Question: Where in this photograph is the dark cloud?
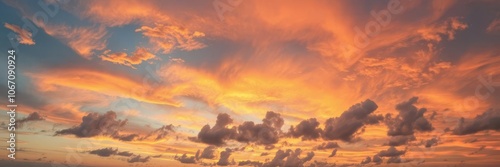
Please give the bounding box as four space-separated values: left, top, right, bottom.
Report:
386 97 434 136
386 135 415 146
217 148 233 166
127 155 150 163
329 149 338 158
372 155 382 164
425 137 439 148
88 148 135 158
452 109 500 135
88 148 118 157
117 151 134 157
361 156 371 164
288 118 322 140
323 99 379 141
238 160 263 166
175 154 197 164
236 111 284 145
139 124 175 141
114 134 139 141
197 113 237 146
314 142 340 150
200 146 217 159
263 149 314 167
18 112 45 125
55 111 129 140
377 146 406 157
260 152 270 156
386 156 402 163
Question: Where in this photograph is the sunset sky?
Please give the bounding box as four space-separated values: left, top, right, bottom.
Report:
1 0 500 166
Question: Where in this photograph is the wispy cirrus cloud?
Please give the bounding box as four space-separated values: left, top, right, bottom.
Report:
42 24 108 59
135 24 206 54
101 47 156 69
4 22 35 45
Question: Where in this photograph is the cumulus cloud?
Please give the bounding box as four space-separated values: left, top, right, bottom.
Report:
200 146 217 159
18 112 45 125
425 137 439 148
88 147 135 158
314 142 340 150
196 113 237 146
262 149 314 167
236 111 285 145
175 154 197 164
101 47 156 69
377 146 406 157
452 109 500 135
135 24 206 54
386 156 402 163
88 148 118 157
323 99 379 141
288 118 322 140
386 97 434 136
372 155 382 164
217 148 233 166
238 160 263 166
194 112 286 146
361 156 371 164
127 155 150 163
386 135 416 146
5 23 35 45
55 111 128 140
329 149 338 158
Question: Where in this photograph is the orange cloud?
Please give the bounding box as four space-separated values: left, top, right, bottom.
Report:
4 23 35 45
417 17 467 42
28 69 180 107
43 24 108 59
101 48 156 68
135 24 206 54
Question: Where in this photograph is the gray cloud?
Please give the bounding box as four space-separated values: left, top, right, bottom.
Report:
386 135 415 146
329 149 338 158
452 109 500 135
55 111 128 140
200 146 217 159
117 151 134 157
127 155 150 163
386 156 402 163
372 155 382 164
314 142 340 150
88 147 136 159
196 113 237 146
288 118 322 140
238 160 263 166
175 154 197 164
425 137 439 148
323 99 379 141
236 111 284 145
217 148 233 166
377 146 406 157
139 124 175 141
386 97 434 136
263 149 314 167
361 156 371 164
18 112 45 126
88 148 118 157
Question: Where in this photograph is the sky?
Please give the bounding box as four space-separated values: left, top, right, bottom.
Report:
0 0 499 166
